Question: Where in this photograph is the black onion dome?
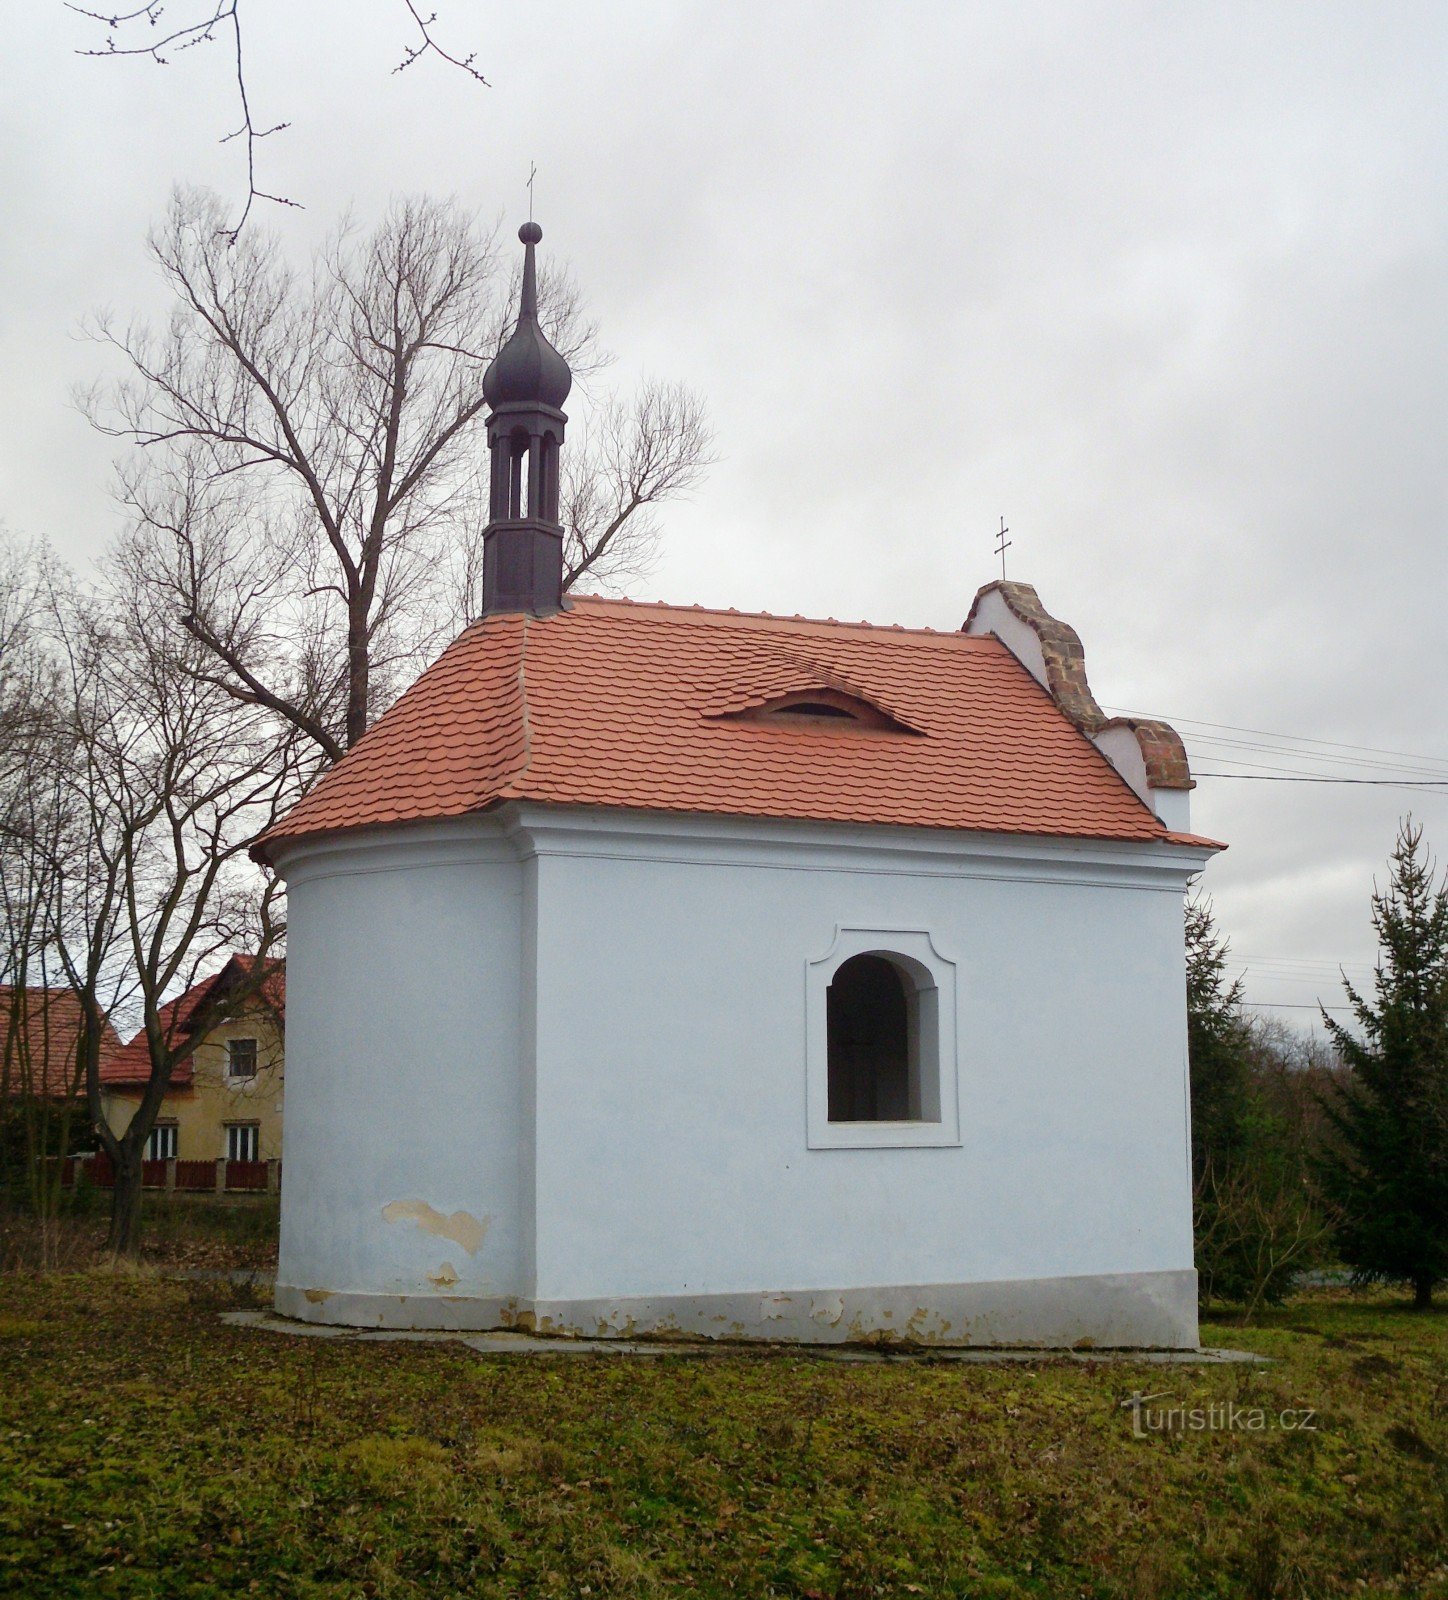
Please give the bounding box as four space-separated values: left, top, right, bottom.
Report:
482 223 573 410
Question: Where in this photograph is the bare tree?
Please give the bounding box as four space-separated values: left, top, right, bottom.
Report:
0 537 58 810
0 540 95 1259
67 1 488 238
85 187 713 765
37 552 302 1255
560 381 714 593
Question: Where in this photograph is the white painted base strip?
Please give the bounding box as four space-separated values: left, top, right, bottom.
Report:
274 1268 1199 1349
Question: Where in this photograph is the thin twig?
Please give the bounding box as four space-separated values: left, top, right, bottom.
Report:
68 1 298 240
70 1 489 241
394 1 490 84
67 0 231 59
215 3 297 242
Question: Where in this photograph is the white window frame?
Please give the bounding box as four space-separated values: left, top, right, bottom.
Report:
805 926 961 1149
226 1037 259 1081
146 1123 178 1162
226 1123 259 1162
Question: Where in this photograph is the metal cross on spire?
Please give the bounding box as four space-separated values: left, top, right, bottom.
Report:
994 516 1012 580
526 162 537 222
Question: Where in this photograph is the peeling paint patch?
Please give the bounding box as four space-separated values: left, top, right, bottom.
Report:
811 1294 845 1325
303 1288 333 1305
380 1200 489 1255
428 1262 460 1288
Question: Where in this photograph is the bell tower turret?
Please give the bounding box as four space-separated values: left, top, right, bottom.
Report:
480 221 573 614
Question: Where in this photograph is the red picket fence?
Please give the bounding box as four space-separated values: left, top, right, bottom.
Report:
57 1154 276 1194
225 1159 269 1193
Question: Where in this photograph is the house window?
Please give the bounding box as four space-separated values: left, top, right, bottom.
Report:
226 1123 259 1162
806 928 961 1149
146 1123 178 1161
227 1038 258 1080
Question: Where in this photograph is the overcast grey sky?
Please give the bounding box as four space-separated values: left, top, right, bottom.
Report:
3 1 1446 1022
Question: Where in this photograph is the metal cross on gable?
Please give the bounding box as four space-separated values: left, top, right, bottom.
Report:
994 516 1012 581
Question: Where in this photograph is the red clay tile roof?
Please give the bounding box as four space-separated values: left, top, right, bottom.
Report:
102 955 285 1088
1 987 122 1098
258 597 1199 858
103 992 192 1089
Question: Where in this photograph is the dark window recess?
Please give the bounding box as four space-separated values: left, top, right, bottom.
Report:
826 954 912 1121
146 1124 178 1161
227 1038 258 1079
226 1124 259 1162
771 702 857 719
727 688 916 731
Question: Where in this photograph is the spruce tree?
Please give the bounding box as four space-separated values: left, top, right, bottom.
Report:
1186 895 1251 1179
1321 820 1448 1309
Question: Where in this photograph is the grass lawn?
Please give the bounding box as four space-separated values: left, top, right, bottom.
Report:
0 1274 1444 1600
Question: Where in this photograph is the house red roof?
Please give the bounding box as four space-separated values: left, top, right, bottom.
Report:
101 954 285 1088
258 597 1209 860
1 987 122 1098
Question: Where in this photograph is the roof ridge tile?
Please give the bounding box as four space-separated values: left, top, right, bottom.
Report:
567 593 976 641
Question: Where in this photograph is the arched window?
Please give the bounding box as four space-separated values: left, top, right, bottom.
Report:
807 929 960 1148
827 954 913 1120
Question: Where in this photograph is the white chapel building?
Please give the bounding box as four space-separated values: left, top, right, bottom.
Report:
256 223 1221 1347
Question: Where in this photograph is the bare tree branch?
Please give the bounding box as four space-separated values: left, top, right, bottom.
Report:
67 2 488 239
394 1 489 84
562 380 716 592
214 3 297 243
87 190 712 767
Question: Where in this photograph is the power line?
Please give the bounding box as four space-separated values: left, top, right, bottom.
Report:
1234 955 1374 971
1239 976 1362 988
1101 706 1448 769
1189 749 1448 779
1239 960 1371 980
1245 1001 1353 1012
1195 772 1448 787
1183 734 1448 780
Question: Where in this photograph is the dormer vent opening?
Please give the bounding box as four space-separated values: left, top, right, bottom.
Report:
772 701 858 720
706 686 924 734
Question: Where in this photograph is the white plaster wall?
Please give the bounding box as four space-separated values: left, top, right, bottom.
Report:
1151 787 1193 833
275 808 1209 1328
526 814 1202 1303
1091 724 1152 806
275 827 528 1304
963 588 1047 685
1091 725 1194 833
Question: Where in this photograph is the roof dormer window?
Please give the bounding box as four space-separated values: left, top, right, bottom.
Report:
714 687 920 733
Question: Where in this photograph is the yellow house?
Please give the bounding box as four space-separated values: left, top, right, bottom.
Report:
101 955 285 1169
